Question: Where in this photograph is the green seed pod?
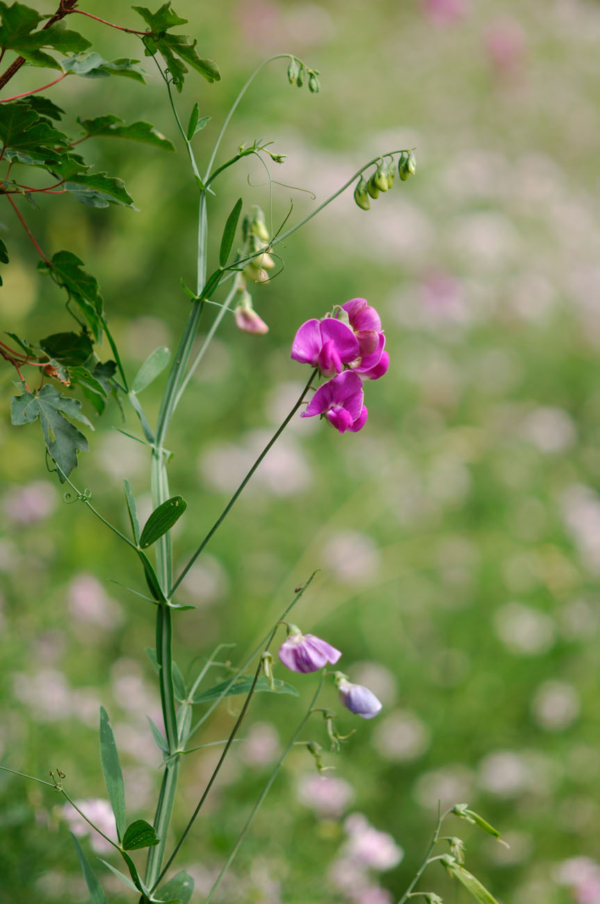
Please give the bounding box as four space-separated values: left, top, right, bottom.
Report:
297 65 305 88
354 177 371 210
287 58 299 85
374 165 389 192
367 174 380 199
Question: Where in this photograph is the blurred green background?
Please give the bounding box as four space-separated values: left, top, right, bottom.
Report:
1 0 599 902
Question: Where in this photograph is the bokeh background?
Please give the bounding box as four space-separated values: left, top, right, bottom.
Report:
1 0 600 901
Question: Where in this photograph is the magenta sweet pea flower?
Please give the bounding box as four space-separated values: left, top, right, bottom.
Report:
301 371 368 434
342 298 384 359
279 625 342 673
335 674 383 719
291 318 359 378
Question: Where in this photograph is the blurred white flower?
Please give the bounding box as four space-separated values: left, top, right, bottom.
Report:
177 553 229 606
68 574 122 629
3 480 57 525
478 750 530 798
62 798 116 853
13 668 72 721
562 485 600 573
531 680 580 732
98 432 147 481
560 598 599 640
414 765 474 809
521 407 576 453
373 710 430 762
240 722 280 767
494 602 555 655
297 773 355 818
322 532 381 585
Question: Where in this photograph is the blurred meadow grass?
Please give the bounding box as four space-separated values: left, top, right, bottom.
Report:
1 0 600 901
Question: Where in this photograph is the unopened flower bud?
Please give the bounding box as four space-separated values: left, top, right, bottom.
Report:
296 65 306 88
308 71 320 93
373 165 389 192
367 174 380 199
398 150 417 181
354 177 371 210
447 837 466 864
385 162 395 189
288 57 299 85
251 206 270 242
334 672 382 719
261 651 276 689
407 150 417 175
235 304 269 335
278 628 342 674
244 264 269 284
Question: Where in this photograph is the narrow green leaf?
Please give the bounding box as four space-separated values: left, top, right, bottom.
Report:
199 267 223 300
156 870 195 904
172 662 186 702
132 345 171 394
147 715 169 753
99 706 126 841
219 198 243 267
0 236 8 264
193 675 299 705
137 551 166 602
186 102 199 141
139 496 187 549
442 858 501 904
124 479 140 545
146 647 159 673
98 859 139 893
122 819 159 851
128 392 156 444
71 833 108 904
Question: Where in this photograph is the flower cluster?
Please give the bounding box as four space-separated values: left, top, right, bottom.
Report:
292 298 389 434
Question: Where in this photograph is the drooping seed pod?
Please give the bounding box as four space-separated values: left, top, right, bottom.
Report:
367 174 380 199
354 176 371 210
373 165 389 192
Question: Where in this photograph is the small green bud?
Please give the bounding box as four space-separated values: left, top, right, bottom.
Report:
398 150 417 181
385 162 395 189
447 837 466 864
251 206 270 242
367 174 380 199
407 150 417 175
287 57 299 85
308 71 320 93
373 165 389 192
296 65 305 88
354 176 371 210
261 651 275 689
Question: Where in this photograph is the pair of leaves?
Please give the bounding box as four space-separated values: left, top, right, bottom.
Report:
132 4 220 90
10 382 91 480
0 2 90 70
186 103 210 141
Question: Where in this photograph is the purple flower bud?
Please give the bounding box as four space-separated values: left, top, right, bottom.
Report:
337 677 383 719
279 629 342 674
235 304 269 335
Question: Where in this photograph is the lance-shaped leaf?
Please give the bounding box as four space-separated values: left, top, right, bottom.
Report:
77 114 174 151
71 833 108 904
99 859 139 894
10 383 91 479
132 345 171 394
147 715 169 753
193 675 299 705
122 819 159 851
124 479 141 545
156 871 195 904
139 496 187 549
0 4 90 70
99 706 126 842
39 331 93 366
0 237 8 265
61 51 146 82
220 198 243 267
441 856 501 904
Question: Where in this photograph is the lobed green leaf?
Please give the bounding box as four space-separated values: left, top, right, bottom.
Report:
77 114 174 151
39 331 93 366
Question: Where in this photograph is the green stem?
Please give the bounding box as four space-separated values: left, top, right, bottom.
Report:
61 789 122 853
397 808 451 904
203 674 325 903
170 368 317 597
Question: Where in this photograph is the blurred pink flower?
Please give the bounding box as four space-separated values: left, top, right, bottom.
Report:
3 480 56 525
68 574 122 629
62 799 116 853
241 722 281 767
343 814 404 871
485 18 526 78
423 0 467 26
297 773 355 818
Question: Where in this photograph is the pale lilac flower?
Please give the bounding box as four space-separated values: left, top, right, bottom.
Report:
343 813 404 870
3 481 57 525
336 675 382 719
235 304 269 335
291 317 359 377
62 799 117 853
301 371 367 434
485 18 526 78
279 625 341 673
297 773 355 817
423 0 467 26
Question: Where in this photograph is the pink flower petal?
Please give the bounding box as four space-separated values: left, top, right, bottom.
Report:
305 635 342 664
330 370 364 403
317 339 343 377
348 405 368 432
354 333 385 373
342 298 368 323
326 407 355 433
356 330 380 357
353 305 382 333
343 389 365 423
320 318 360 363
303 379 336 417
291 319 322 365
362 352 389 381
